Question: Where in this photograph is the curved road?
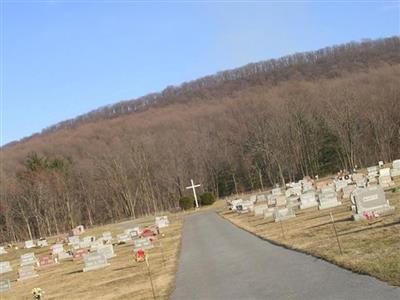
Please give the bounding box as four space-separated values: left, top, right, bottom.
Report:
172 211 399 300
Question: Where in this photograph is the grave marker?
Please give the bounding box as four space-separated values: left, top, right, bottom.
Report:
256 194 267 203
275 195 287 208
20 252 37 266
379 168 394 188
274 207 296 222
263 207 275 220
351 186 395 220
97 244 116 259
300 191 318 209
73 248 89 260
155 216 170 229
37 239 48 248
134 238 154 251
0 279 10 293
83 253 109 272
0 247 7 255
18 265 38 281
391 159 400 177
319 191 341 209
0 261 12 274
38 255 57 268
52 244 64 255
253 204 269 216
24 240 35 249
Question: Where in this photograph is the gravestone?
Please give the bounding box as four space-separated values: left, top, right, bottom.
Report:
117 233 131 244
20 252 37 266
90 240 104 251
37 239 48 248
287 195 300 209
321 186 335 194
274 207 296 222
72 225 85 236
391 159 400 177
79 239 92 249
263 207 275 220
249 195 257 203
133 237 154 251
97 244 116 259
300 191 318 209
267 194 276 206
102 232 113 243
379 168 394 188
351 186 395 220
68 235 80 245
17 265 38 281
253 204 269 216
256 194 267 203
73 248 89 259
0 279 10 293
272 188 282 196
83 253 109 272
124 228 139 238
0 261 12 274
302 181 314 193
319 191 341 209
52 244 64 255
334 179 348 192
352 173 367 188
58 251 73 260
367 166 379 183
0 246 7 255
155 216 170 228
24 240 35 249
275 195 287 208
236 200 253 213
316 180 333 191
229 199 243 211
38 255 57 268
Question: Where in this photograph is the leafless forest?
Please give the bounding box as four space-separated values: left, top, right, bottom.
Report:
1 37 399 242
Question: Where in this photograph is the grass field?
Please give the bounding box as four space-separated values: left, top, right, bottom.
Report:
1 213 186 300
219 180 400 286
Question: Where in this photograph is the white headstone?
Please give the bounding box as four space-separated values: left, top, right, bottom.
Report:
24 240 35 249
263 207 275 219
68 235 80 245
97 244 116 259
300 191 318 209
20 252 37 266
83 253 109 272
17 265 38 281
274 207 296 222
0 279 11 293
0 247 7 255
351 186 395 220
275 195 287 207
272 188 283 196
256 194 267 203
37 239 48 248
253 204 269 216
155 216 170 228
133 237 154 251
0 261 12 274
391 159 400 177
51 244 64 255
319 191 341 209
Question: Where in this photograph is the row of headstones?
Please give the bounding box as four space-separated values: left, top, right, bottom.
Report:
0 216 170 293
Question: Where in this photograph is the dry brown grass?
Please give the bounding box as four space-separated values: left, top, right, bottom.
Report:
0 213 187 300
219 180 400 286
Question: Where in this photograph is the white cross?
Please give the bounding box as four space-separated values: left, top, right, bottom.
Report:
186 179 201 208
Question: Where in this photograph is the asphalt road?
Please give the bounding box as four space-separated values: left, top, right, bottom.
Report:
172 211 400 300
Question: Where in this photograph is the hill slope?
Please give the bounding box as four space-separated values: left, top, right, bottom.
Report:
1 37 400 243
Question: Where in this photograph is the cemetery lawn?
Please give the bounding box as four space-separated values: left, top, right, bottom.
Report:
219 183 400 286
1 213 186 300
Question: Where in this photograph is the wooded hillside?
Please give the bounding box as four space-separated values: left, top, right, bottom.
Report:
1 37 399 242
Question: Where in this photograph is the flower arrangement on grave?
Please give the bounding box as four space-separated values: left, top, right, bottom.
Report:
32 287 44 299
136 249 146 262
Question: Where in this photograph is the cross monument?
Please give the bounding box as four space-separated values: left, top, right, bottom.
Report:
186 179 201 208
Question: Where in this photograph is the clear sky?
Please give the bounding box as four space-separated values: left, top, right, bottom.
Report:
1 1 399 145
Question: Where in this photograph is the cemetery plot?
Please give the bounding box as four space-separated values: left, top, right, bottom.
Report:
38 255 58 268
0 211 187 299
220 181 400 286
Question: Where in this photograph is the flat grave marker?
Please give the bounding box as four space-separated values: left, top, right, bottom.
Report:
155 216 170 229
117 233 131 244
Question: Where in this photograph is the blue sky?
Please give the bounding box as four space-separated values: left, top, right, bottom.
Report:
1 1 399 145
